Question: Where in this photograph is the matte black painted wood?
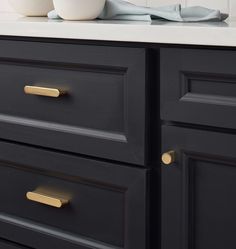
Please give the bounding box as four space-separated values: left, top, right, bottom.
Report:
161 48 236 129
162 125 236 249
0 239 30 249
0 140 148 249
0 39 147 165
5 37 236 249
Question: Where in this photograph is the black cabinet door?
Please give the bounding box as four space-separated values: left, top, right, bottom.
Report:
162 125 236 249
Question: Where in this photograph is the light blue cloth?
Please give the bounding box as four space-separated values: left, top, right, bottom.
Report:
48 0 228 22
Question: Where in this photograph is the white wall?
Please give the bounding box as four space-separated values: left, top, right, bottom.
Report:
0 0 235 17
0 0 13 12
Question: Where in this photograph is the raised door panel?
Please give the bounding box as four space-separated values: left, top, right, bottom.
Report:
162 125 236 249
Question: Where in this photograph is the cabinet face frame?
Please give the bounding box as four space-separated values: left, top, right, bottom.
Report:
162 125 236 249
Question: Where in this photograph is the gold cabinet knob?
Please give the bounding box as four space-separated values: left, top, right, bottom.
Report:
162 150 176 165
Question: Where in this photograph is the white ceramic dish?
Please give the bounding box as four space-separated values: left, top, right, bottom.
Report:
53 0 106 20
8 0 54 17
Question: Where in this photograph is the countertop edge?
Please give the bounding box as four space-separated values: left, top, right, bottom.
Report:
0 14 236 47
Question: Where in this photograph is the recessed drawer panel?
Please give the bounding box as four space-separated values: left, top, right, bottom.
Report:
0 39 147 165
161 48 236 129
0 141 147 249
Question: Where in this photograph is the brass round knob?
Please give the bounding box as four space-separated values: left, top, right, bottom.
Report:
162 151 175 165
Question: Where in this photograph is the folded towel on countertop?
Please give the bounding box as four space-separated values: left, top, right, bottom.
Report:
48 0 228 22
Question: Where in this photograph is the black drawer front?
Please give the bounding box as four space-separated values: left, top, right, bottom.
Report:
0 141 147 249
161 48 236 129
0 39 147 165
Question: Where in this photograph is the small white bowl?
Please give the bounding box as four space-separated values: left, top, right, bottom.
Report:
53 0 106 21
8 0 54 17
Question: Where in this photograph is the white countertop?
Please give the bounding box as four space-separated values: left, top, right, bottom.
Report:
0 13 236 47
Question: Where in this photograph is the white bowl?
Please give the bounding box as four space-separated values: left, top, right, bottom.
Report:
53 0 106 20
8 0 54 17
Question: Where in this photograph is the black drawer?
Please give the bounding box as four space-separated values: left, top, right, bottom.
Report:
161 48 236 129
0 39 147 165
0 141 147 249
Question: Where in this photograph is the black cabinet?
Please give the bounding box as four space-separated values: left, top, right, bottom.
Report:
3 37 236 249
0 37 156 249
162 125 236 249
161 47 236 249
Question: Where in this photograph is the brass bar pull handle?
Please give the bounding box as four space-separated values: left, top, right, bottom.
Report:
24 86 66 98
26 191 69 208
162 150 176 165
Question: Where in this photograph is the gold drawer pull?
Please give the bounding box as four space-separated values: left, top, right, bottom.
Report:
162 150 176 165
26 191 69 208
24 86 66 98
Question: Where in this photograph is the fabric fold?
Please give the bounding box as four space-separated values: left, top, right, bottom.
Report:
48 0 228 22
